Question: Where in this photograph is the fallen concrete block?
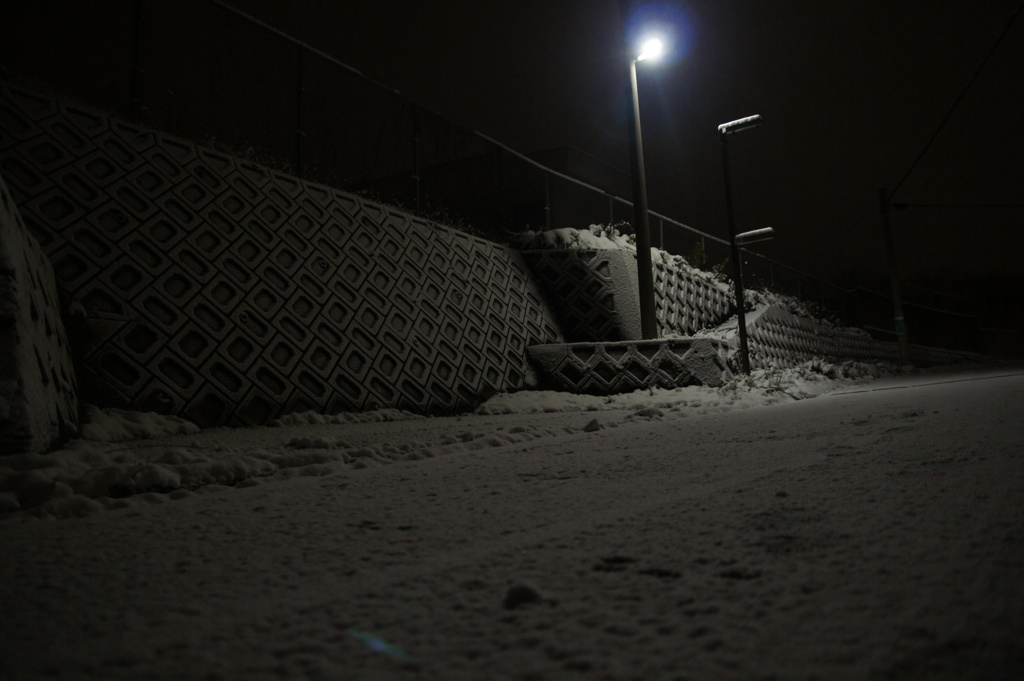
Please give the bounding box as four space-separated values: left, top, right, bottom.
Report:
527 338 731 395
681 338 732 388
0 171 79 454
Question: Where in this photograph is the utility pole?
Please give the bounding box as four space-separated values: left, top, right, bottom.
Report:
879 188 910 362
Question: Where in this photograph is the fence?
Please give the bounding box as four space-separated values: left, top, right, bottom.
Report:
0 0 979 348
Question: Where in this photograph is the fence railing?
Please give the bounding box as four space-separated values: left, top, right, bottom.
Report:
0 0 980 349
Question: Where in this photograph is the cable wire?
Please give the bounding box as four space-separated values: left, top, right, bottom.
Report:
890 1 1024 199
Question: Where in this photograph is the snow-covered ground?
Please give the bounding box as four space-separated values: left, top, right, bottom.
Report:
1 361 892 520
1 361 1022 680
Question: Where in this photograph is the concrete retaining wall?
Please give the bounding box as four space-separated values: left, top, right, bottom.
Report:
0 82 980 451
745 305 982 369
746 305 900 369
0 84 562 429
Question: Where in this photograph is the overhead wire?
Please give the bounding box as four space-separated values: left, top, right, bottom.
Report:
889 1 1024 199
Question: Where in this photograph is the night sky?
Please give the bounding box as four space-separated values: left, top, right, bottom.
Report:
1 0 1021 288
224 0 1024 286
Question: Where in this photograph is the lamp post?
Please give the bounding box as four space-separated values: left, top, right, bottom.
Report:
719 114 763 374
625 36 663 340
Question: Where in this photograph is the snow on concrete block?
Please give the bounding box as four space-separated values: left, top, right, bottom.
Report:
653 256 734 336
520 242 735 344
0 171 78 454
745 304 903 369
680 339 732 388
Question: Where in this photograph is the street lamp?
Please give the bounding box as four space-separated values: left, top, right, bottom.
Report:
719 114 763 374
625 33 665 340
735 226 775 246
637 37 663 62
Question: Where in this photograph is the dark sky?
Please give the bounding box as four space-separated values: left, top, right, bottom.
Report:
222 0 1024 285
4 0 1021 285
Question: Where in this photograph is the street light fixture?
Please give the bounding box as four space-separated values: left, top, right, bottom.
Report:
718 114 763 136
625 33 665 340
719 114 764 374
735 226 775 246
637 37 663 62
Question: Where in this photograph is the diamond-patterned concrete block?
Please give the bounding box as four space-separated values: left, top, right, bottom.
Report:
0 83 563 425
527 338 730 394
522 248 735 344
744 306 984 368
654 259 734 337
0 170 79 453
520 248 642 342
745 305 902 369
680 339 732 388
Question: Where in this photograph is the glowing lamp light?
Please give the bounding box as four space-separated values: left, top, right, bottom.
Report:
636 37 664 62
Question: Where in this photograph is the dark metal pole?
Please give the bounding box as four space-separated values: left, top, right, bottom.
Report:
295 45 305 178
721 132 750 373
412 105 421 211
129 0 143 120
544 173 551 230
496 147 504 228
626 57 659 340
879 188 910 362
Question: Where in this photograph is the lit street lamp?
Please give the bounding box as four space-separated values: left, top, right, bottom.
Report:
625 34 664 340
719 114 764 374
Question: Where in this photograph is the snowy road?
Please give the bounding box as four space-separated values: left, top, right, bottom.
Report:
1 364 1022 680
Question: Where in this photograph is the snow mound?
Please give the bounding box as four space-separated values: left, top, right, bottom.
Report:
0 423 570 520
477 360 893 414
515 224 730 291
79 405 200 442
720 360 892 400
514 224 636 251
271 408 424 426
0 361 895 521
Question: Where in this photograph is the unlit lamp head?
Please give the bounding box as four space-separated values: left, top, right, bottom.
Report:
735 227 775 245
718 114 764 135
